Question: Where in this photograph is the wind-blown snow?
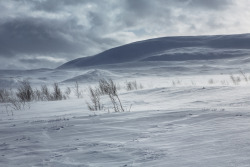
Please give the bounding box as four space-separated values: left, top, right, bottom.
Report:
1 83 250 166
1 34 250 166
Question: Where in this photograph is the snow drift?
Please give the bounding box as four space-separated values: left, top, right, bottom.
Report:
2 33 250 167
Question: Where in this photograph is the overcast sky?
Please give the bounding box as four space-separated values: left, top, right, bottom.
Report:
0 0 250 70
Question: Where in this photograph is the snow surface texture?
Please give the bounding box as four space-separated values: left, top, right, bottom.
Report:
1 34 250 166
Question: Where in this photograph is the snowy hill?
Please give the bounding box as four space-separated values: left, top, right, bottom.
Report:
62 69 120 83
58 34 250 69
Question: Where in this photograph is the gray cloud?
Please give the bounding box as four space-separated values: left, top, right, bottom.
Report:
188 0 233 10
0 0 249 69
0 17 83 56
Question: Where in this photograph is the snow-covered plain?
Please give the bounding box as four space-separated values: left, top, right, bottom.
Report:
1 34 250 166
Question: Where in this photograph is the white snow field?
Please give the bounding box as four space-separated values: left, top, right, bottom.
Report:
1 34 250 166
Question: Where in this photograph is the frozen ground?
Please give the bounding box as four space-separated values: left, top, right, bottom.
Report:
1 34 250 166
1 66 250 167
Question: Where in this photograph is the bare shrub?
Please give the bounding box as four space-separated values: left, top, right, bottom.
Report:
39 83 67 101
0 89 13 103
0 88 29 115
8 98 24 110
86 78 125 112
221 80 229 86
16 82 67 102
74 81 82 98
126 81 134 91
41 84 52 101
98 79 124 112
86 86 102 111
98 79 118 96
34 88 43 101
125 80 143 91
172 81 176 86
0 89 5 102
16 80 34 102
52 83 63 101
98 79 110 96
2 103 14 116
6 96 30 112
1 81 69 115
240 71 248 82
236 76 241 83
126 81 137 91
230 74 238 85
65 87 71 98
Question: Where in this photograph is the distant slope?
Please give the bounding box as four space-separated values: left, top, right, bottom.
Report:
62 69 120 83
58 34 250 69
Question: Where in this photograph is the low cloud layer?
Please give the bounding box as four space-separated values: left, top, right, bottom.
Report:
0 0 249 69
